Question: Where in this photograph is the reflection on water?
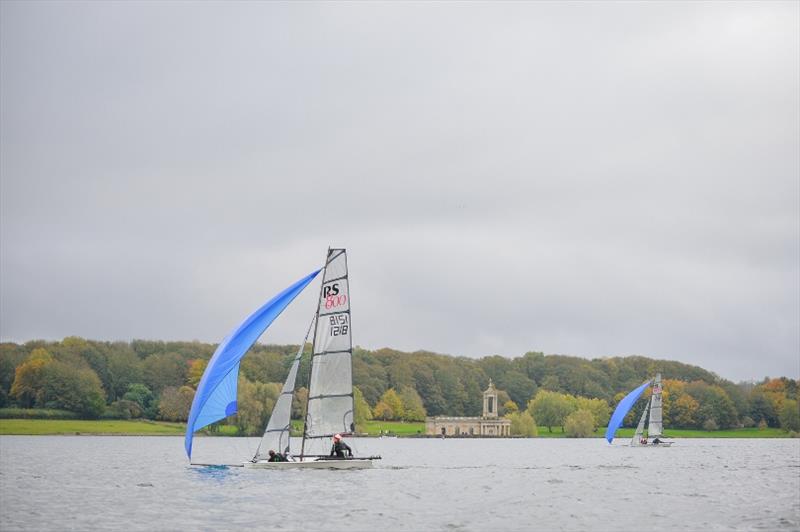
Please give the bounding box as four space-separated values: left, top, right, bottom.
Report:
1 436 798 531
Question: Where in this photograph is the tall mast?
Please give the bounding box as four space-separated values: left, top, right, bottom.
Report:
300 247 331 459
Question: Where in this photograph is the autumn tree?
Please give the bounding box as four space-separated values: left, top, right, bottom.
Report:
10 348 53 407
292 386 308 419
399 386 426 422
373 388 404 421
158 386 195 422
186 359 208 388
504 400 519 415
670 394 700 428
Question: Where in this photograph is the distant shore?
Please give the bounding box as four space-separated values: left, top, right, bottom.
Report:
0 419 793 438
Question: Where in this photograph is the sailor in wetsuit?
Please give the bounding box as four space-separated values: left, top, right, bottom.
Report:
267 450 287 462
330 434 353 458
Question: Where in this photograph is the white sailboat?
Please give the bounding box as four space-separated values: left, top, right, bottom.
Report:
631 373 673 447
247 248 377 469
185 248 379 469
606 373 673 446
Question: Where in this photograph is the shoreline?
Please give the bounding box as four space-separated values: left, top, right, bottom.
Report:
0 419 793 438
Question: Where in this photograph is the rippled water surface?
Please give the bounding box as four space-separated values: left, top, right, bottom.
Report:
1 436 798 531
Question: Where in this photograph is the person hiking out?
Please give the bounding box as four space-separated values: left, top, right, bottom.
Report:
267 450 286 462
330 434 353 458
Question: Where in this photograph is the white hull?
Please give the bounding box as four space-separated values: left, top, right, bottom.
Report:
244 458 374 470
630 442 674 447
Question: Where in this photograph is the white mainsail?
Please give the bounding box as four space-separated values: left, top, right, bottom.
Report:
301 248 354 456
631 396 651 446
648 373 663 438
252 318 314 461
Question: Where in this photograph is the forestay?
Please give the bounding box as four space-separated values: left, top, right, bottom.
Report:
302 249 354 456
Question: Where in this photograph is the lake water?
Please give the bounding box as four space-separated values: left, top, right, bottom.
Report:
1 436 798 531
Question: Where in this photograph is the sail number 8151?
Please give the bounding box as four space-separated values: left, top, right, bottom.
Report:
328 314 349 336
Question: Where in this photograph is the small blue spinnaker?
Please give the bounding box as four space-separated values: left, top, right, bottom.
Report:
185 268 321 458
604 380 652 443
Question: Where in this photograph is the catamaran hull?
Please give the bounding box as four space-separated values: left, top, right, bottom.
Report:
243 459 374 470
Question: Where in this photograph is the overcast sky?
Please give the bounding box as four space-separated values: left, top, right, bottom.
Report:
1 1 798 382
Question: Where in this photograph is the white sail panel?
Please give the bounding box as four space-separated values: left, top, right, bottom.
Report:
308 352 352 396
323 250 348 281
303 248 355 450
318 279 350 315
306 396 354 438
648 373 663 437
314 313 351 354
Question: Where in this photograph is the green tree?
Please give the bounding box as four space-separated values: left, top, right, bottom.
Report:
575 396 610 431
564 409 595 437
353 386 373 430
143 352 187 395
240 350 287 384
508 411 538 437
749 390 779 428
528 390 576 433
42 360 106 418
779 399 800 432
105 399 143 419
123 383 155 414
106 345 143 401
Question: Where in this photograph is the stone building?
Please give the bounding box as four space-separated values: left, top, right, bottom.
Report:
425 380 512 437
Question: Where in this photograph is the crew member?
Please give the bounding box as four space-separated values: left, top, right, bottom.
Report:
330 434 353 458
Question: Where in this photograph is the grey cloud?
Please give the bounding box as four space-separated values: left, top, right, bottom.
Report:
1 1 797 381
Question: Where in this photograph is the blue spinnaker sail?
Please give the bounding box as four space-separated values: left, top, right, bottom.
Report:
604 380 652 444
184 269 321 458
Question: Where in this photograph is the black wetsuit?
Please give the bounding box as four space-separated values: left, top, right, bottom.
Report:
268 453 287 462
330 441 353 458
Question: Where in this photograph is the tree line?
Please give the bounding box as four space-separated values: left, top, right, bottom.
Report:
0 337 798 434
